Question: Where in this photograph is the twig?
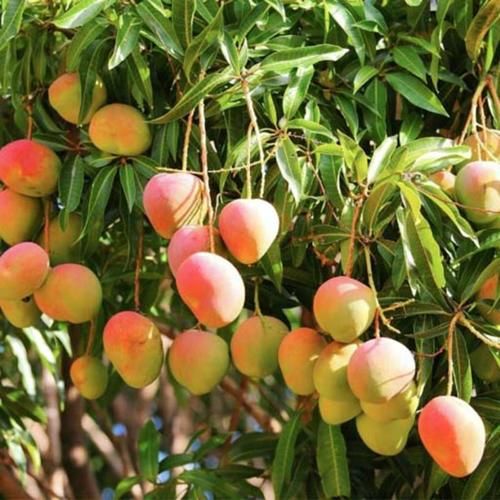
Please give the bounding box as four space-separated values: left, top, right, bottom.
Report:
459 315 500 349
182 109 195 172
245 123 253 199
345 197 364 277
446 312 461 396
85 319 96 356
134 220 144 312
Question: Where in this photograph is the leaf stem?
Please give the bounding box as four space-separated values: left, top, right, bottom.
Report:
182 109 195 172
446 312 461 396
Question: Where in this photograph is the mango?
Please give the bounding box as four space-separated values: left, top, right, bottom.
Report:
70 356 108 399
313 276 376 342
168 329 229 395
418 396 485 477
0 296 41 328
34 264 102 323
48 72 107 125
219 199 280 264
231 315 288 378
143 173 207 239
470 344 500 383
360 381 418 423
176 252 245 328
38 214 83 265
464 129 500 162
0 189 42 245
278 327 326 395
0 139 60 197
347 337 416 403
313 341 360 400
103 311 163 388
430 171 456 196
356 413 414 456
89 104 152 156
476 275 500 326
0 243 49 300
319 394 362 425
455 161 500 225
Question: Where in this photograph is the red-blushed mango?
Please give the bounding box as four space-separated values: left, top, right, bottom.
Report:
219 199 280 264
455 161 500 225
0 243 49 300
176 252 245 328
313 276 376 342
231 315 288 378
0 189 42 245
168 330 229 395
360 381 418 423
476 275 499 326
34 264 102 323
356 413 414 456
313 340 360 400
103 311 163 388
38 214 83 265
0 296 41 328
430 170 456 196
143 173 207 239
464 129 500 162
418 396 486 477
278 327 326 395
470 344 500 383
347 337 416 403
0 139 60 197
89 104 152 156
48 73 107 124
319 394 361 425
70 356 108 399
168 225 223 276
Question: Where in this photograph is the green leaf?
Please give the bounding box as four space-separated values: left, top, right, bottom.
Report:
108 13 141 69
286 119 333 139
172 0 196 49
386 72 448 116
59 155 85 228
115 476 141 500
276 136 303 203
6 336 35 397
0 0 26 52
393 46 427 81
126 49 154 108
452 330 472 402
260 240 283 292
367 135 398 185
283 65 314 119
66 20 107 71
462 258 500 303
363 78 387 143
138 420 160 482
465 0 500 61
353 65 378 93
54 0 109 29
461 454 500 500
120 164 137 213
338 131 368 183
399 112 424 145
316 422 350 498
363 180 397 235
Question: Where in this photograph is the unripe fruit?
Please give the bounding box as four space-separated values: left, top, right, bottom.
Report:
0 189 42 245
219 199 280 264
313 276 376 342
476 275 499 326
278 327 326 395
0 297 41 328
89 104 152 156
143 173 207 239
231 315 288 378
176 252 245 328
360 381 418 423
38 214 83 265
103 311 163 388
0 243 49 300
464 129 500 162
0 139 60 197
48 73 107 124
455 161 500 225
418 396 486 477
168 225 223 277
313 341 360 400
430 170 456 196
347 337 416 403
34 264 102 323
70 356 108 399
356 413 414 456
470 344 500 383
319 394 362 425
168 330 229 395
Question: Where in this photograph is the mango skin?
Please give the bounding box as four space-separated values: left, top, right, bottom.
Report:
313 276 376 342
231 315 288 378
143 173 207 239
70 356 108 399
476 275 500 326
278 327 326 395
0 243 49 300
38 214 83 265
176 252 245 328
0 139 60 197
219 199 280 264
347 337 416 404
0 296 41 328
89 104 152 156
455 161 500 226
470 344 500 383
168 329 229 395
430 171 456 197
418 396 486 478
34 264 102 324
103 311 164 389
319 394 362 425
48 73 107 125
464 129 500 162
356 413 414 456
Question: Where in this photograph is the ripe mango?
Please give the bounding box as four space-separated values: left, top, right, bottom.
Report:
38 214 83 265
319 394 362 425
70 356 108 399
470 344 500 383
0 296 41 328
476 275 499 326
430 170 456 196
